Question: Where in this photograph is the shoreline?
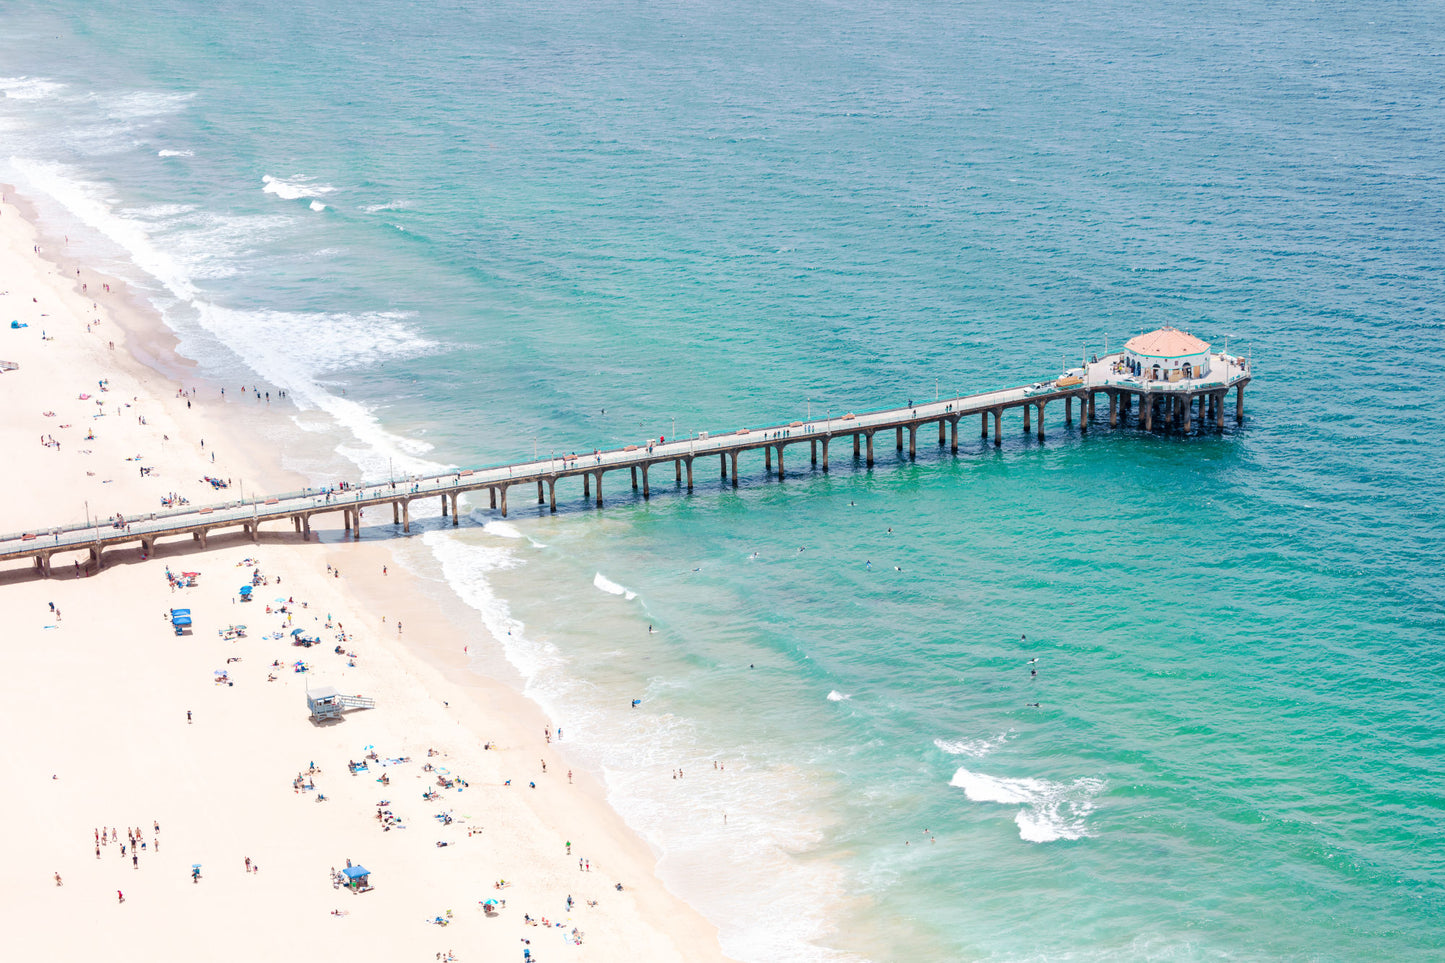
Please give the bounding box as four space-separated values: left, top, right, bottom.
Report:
0 185 733 961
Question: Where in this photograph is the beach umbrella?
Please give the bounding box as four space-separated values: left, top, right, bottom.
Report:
292 628 305 636
483 899 498 907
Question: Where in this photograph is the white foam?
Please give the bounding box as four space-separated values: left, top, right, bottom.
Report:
157 149 194 158
308 200 326 212
483 521 523 539
262 174 335 200
950 767 1105 842
934 730 1013 758
0 77 65 100
593 572 637 601
826 690 851 702
4 159 443 478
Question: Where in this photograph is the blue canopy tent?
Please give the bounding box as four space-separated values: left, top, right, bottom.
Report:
342 865 372 892
170 608 192 636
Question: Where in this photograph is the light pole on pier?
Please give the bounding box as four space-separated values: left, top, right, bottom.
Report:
935 379 939 402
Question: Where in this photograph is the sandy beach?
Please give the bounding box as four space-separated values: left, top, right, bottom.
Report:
0 187 732 962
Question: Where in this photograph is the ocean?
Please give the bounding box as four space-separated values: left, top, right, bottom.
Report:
3 0 1443 958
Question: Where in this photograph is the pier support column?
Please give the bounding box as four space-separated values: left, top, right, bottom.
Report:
489 488 497 509
721 453 728 479
1109 391 1118 428
1088 392 1097 422
293 516 300 533
821 437 830 472
392 501 399 525
401 502 410 533
538 480 545 505
811 440 817 466
676 459 682 487
1022 404 1031 433
1079 396 1088 434
548 479 557 513
500 487 508 518
631 466 638 491
730 451 740 487
1066 397 1073 424
1144 396 1154 432
39 554 51 577
451 492 459 525
908 425 917 459
981 411 989 438
1037 401 1046 441
584 473 590 499
1236 383 1245 423
776 446 785 480
1215 391 1225 429
1183 395 1193 433
764 446 772 472
90 546 103 573
685 458 694 490
939 420 946 446
950 418 958 453
343 510 351 535
642 464 650 499
992 408 1002 446
596 472 604 507
441 494 447 518
896 426 903 451
353 510 361 541
865 431 875 467
854 433 861 459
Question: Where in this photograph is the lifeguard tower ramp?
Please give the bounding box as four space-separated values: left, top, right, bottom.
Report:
306 685 376 722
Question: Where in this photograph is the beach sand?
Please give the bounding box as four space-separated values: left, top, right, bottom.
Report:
0 187 732 962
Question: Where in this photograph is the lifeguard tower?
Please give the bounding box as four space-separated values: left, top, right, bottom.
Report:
306 684 375 723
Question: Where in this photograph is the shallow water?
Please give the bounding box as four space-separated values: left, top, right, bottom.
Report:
4 1 1444 958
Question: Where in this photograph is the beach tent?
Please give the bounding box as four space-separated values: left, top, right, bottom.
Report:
170 608 193 635
239 585 253 601
342 865 371 892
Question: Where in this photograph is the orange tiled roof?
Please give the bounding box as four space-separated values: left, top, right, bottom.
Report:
1125 326 1209 358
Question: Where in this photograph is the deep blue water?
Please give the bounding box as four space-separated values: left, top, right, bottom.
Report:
3 1 1443 958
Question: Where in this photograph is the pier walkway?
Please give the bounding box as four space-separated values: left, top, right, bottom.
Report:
1 349 1250 578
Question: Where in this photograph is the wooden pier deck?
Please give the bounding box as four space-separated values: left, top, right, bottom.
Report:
0 351 1250 578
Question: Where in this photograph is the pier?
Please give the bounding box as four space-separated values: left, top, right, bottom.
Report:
1 330 1249 579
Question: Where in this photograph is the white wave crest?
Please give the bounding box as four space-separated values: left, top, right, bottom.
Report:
593 572 637 601
934 731 1013 758
826 691 851 702
950 768 1105 843
483 521 523 539
157 149 194 158
0 77 65 100
262 174 335 200
308 200 326 212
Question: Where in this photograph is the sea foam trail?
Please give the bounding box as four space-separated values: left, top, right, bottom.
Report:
950 768 1105 843
261 173 334 200
826 690 851 701
934 731 1013 758
594 572 637 600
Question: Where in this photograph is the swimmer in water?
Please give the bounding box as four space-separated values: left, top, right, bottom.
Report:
894 566 902 571
1027 658 1039 665
1026 702 1041 708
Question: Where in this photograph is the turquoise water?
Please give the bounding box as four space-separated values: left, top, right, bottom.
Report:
4 1 1444 958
